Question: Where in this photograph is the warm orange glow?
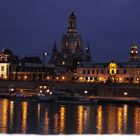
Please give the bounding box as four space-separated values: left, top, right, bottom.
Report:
134 107 140 134
109 62 117 75
123 105 128 133
0 99 8 133
62 76 65 80
77 106 84 134
44 111 49 133
107 106 116 133
117 108 123 134
54 113 59 134
9 101 14 129
96 106 103 134
21 102 28 133
60 106 65 134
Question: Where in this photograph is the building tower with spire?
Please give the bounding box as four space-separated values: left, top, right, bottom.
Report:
61 12 83 55
129 42 139 62
50 12 92 66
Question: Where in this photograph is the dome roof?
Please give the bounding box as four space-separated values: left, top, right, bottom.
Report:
2 48 13 55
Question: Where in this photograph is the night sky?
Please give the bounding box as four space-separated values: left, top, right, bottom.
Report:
0 0 140 62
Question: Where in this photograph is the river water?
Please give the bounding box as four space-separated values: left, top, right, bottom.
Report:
0 99 140 134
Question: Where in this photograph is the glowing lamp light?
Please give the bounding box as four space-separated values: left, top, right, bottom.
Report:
46 89 50 93
62 76 65 80
47 77 50 80
10 88 14 92
40 90 42 93
124 92 128 95
56 77 59 80
131 50 134 53
84 90 88 94
50 91 52 95
39 86 42 89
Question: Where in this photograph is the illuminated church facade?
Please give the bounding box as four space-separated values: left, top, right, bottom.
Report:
49 12 91 67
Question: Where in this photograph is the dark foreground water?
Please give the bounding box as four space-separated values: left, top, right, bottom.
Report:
0 99 140 134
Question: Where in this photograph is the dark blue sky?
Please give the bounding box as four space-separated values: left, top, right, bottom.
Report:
0 0 140 62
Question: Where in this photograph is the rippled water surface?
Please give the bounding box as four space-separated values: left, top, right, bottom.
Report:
0 99 140 134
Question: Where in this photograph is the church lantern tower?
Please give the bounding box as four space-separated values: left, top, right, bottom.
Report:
129 42 139 62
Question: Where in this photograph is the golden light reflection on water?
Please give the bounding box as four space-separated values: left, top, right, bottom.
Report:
107 106 117 134
77 106 84 134
37 103 40 124
0 99 8 133
59 106 65 134
54 113 59 133
9 101 14 129
96 106 103 134
21 102 28 133
44 111 49 133
123 105 128 133
117 107 123 134
134 107 140 134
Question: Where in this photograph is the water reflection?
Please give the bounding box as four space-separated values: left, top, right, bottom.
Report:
77 106 84 134
134 107 140 134
59 106 65 134
96 106 103 134
21 102 28 133
0 99 8 133
0 99 140 134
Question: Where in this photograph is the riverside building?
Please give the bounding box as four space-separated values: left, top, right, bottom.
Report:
76 42 140 83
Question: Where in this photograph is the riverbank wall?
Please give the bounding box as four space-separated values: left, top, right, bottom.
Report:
0 80 140 98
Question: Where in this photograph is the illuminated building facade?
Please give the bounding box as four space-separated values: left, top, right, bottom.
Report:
76 61 140 83
0 48 18 80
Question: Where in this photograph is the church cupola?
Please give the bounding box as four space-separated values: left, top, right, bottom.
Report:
68 12 77 33
129 42 139 62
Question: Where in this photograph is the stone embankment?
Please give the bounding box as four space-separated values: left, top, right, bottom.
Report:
0 80 140 98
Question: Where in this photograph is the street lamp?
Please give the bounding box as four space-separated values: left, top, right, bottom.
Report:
42 52 49 68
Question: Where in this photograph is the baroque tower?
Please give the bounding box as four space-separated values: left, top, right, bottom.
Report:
61 12 83 55
129 42 139 62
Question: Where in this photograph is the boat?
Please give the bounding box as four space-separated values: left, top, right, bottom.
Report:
37 93 54 102
55 95 98 104
9 92 37 101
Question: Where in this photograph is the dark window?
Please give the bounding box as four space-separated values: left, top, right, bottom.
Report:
90 77 93 80
108 70 110 74
124 70 127 74
87 70 90 74
112 70 114 74
85 77 88 80
92 70 94 74
83 70 85 74
117 70 119 74
97 69 98 74
101 70 104 74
